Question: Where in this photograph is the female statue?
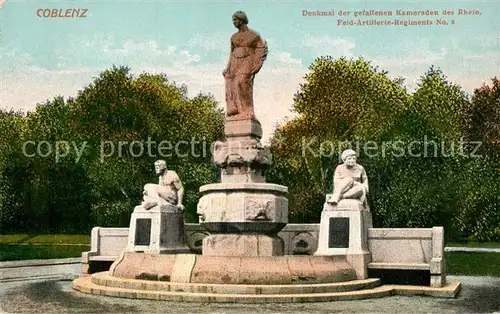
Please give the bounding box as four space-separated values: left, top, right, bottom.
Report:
223 11 267 120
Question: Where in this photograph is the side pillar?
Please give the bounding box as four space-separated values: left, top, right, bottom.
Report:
126 204 191 254
314 197 372 279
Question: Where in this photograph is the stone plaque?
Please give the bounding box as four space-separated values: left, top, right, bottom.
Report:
328 217 349 248
135 218 152 246
160 213 184 247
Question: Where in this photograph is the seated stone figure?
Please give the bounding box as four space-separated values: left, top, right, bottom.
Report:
140 160 185 211
329 149 369 208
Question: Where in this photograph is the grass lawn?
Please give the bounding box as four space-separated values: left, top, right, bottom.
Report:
0 244 90 261
0 234 90 262
447 242 500 248
0 234 90 244
446 252 500 277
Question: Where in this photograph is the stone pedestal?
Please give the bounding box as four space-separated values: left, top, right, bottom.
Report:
224 118 263 140
198 183 288 256
198 117 288 257
126 204 191 254
314 196 373 279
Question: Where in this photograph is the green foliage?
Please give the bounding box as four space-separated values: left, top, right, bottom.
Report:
269 57 498 241
0 244 89 261
454 157 500 241
0 110 29 233
0 66 224 233
0 60 497 241
462 77 500 158
405 67 469 140
294 56 409 141
269 57 411 223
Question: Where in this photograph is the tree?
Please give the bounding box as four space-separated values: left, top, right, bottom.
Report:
454 77 500 241
67 66 224 226
1 65 225 233
462 76 500 158
0 109 28 233
268 57 410 223
372 67 471 234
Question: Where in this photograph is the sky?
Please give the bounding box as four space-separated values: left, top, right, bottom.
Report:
1 0 499 143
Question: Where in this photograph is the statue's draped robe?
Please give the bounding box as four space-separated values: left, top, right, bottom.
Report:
225 28 267 119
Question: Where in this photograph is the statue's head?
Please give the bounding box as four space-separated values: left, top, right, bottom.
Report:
232 11 248 28
341 149 357 167
154 159 167 174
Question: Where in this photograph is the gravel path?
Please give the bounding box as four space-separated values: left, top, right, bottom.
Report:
0 276 499 313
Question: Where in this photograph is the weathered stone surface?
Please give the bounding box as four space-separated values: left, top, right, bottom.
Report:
74 273 461 302
197 183 288 225
213 138 271 169
368 229 432 264
202 234 283 256
324 197 368 211
290 232 316 255
315 208 373 279
126 206 191 254
190 256 241 284
190 255 356 285
170 254 197 283
239 257 291 284
315 210 373 256
224 118 263 139
286 256 316 281
110 252 177 280
310 255 359 282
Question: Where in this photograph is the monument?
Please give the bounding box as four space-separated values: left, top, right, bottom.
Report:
197 10 288 257
126 160 190 254
102 12 357 284
315 149 373 279
74 11 458 302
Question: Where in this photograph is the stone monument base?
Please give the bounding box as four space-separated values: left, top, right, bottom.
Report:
202 234 284 256
126 204 191 255
109 252 357 284
324 197 369 211
314 202 373 279
224 118 262 139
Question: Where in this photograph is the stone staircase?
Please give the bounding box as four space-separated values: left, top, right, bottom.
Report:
74 271 460 303
74 272 394 302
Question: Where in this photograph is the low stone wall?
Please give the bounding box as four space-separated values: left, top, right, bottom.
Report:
82 223 320 275
82 224 445 287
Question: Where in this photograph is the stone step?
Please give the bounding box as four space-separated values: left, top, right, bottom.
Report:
90 271 381 295
74 276 393 303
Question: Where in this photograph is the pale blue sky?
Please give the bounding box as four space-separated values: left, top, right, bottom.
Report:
1 0 499 142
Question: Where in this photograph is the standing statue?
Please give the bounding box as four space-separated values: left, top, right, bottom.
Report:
223 11 268 120
141 160 185 211
329 149 369 207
